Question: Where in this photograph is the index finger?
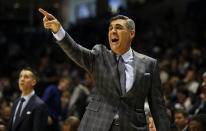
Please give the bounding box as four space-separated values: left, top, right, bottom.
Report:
39 8 49 17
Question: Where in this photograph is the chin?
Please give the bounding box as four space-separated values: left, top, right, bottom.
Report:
110 44 120 50
19 86 24 91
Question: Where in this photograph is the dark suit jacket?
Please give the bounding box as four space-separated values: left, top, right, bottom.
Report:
57 33 170 131
7 94 48 131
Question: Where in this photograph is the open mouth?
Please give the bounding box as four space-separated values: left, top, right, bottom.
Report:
111 38 119 43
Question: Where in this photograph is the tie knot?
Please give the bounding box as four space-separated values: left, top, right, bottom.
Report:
118 56 124 63
20 98 25 103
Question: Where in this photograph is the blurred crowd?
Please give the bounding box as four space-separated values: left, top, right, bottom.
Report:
1 0 206 130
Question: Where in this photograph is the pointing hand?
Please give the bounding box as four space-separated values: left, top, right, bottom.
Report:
39 8 61 33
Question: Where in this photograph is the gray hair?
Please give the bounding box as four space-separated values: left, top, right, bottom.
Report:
110 15 135 31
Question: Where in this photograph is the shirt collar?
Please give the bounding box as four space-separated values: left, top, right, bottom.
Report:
21 90 35 102
117 48 133 62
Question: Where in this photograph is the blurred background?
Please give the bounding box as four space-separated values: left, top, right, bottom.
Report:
1 0 206 130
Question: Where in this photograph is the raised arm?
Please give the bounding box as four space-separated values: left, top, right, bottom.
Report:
39 8 96 73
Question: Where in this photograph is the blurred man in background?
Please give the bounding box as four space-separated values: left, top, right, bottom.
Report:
7 66 48 131
62 116 80 131
189 114 206 131
42 77 70 131
174 110 190 131
68 72 94 119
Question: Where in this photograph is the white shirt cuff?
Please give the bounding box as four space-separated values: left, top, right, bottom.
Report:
52 26 65 41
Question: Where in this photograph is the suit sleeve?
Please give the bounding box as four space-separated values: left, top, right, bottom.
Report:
148 60 170 131
57 33 97 73
32 103 48 131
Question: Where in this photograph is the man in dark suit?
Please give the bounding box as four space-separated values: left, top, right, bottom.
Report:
7 67 48 131
39 8 170 131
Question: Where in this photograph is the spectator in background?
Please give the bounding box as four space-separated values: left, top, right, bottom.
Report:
172 88 192 112
169 58 180 78
0 121 6 131
68 72 94 119
7 66 48 131
189 72 206 115
177 56 189 77
173 110 190 131
0 117 6 131
60 91 71 121
1 106 11 127
163 82 173 99
182 69 199 99
0 99 10 112
42 77 71 131
62 116 80 131
189 114 206 131
148 114 157 131
0 78 13 102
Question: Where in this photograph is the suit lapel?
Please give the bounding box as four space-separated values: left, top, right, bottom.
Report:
108 51 122 95
11 98 20 120
13 95 35 130
123 51 144 97
9 98 20 130
107 50 145 97
132 51 144 88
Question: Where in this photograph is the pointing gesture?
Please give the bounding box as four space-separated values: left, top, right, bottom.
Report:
39 8 61 33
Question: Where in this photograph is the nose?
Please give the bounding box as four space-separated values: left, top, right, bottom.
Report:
19 77 24 82
110 28 117 34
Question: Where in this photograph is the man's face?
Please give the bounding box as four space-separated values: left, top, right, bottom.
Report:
58 80 70 91
18 70 36 93
177 92 186 103
174 113 189 129
108 19 135 55
190 120 203 131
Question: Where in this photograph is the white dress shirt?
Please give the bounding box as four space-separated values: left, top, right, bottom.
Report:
117 48 134 93
53 26 65 41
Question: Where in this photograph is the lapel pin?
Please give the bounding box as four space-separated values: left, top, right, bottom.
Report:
26 111 31 115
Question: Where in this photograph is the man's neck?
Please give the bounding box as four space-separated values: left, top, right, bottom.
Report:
113 47 131 56
22 90 33 96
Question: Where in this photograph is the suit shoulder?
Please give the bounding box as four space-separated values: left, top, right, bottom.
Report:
91 44 108 55
33 95 46 107
11 98 20 109
13 98 20 104
135 51 157 63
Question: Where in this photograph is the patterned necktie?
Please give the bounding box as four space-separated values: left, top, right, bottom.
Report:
14 98 25 124
118 56 126 95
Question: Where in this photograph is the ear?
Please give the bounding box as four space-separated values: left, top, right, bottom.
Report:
32 79 37 87
130 30 135 39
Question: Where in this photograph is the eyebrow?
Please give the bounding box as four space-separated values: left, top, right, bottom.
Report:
109 23 124 29
115 24 123 27
110 23 124 27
